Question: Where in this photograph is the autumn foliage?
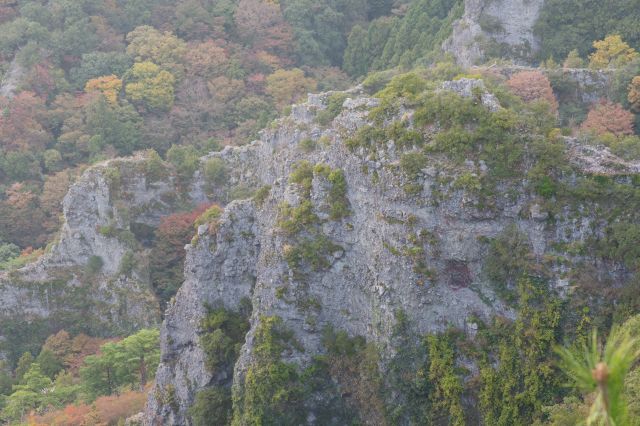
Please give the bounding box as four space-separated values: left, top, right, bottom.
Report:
0 92 51 152
150 204 214 305
588 35 639 69
41 330 112 375
84 75 123 104
581 100 635 137
28 388 148 426
506 71 559 113
266 68 317 109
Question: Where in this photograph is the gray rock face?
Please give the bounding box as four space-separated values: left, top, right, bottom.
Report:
441 78 501 111
0 57 23 99
444 0 546 66
0 155 174 358
146 83 631 424
0 70 626 422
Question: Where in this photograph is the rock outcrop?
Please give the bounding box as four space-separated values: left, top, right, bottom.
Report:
0 155 177 361
0 56 23 99
146 81 635 424
0 71 631 423
444 0 546 66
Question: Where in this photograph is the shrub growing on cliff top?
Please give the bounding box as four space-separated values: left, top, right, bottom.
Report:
316 92 348 126
204 158 228 189
166 145 200 183
193 205 223 230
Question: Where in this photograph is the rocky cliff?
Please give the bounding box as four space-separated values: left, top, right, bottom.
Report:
145 78 640 424
444 0 546 66
0 155 181 362
0 69 634 423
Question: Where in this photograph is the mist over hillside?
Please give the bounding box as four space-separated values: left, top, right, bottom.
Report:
1 0 640 424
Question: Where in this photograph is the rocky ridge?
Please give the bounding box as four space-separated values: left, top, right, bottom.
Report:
0 73 635 423
145 79 639 424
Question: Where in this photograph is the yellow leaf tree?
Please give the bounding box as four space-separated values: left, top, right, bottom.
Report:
124 62 176 111
265 68 316 110
84 75 122 104
589 35 639 69
126 25 186 77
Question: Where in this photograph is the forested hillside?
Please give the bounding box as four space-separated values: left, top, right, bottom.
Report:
1 0 640 424
0 0 465 265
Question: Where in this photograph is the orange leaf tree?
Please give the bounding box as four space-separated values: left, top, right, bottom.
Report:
581 100 635 137
507 71 559 113
84 75 122 104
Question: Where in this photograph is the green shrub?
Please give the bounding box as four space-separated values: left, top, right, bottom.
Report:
166 145 200 183
118 250 135 276
145 149 167 182
345 125 385 151
327 169 350 220
278 201 318 235
362 71 393 94
316 92 348 126
289 161 315 196
533 176 557 199
204 157 228 188
103 167 122 193
200 307 250 374
322 327 366 357
453 172 482 192
478 278 562 424
414 91 485 129
599 222 640 269
484 225 534 302
0 242 20 264
232 316 305 426
298 138 316 153
609 136 640 161
253 185 272 206
400 151 427 180
403 183 423 196
385 121 424 149
86 256 103 274
313 162 331 178
228 184 255 201
189 387 232 426
426 331 466 426
284 236 341 272
194 205 223 229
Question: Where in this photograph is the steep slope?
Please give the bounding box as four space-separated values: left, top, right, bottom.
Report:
146 77 640 424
